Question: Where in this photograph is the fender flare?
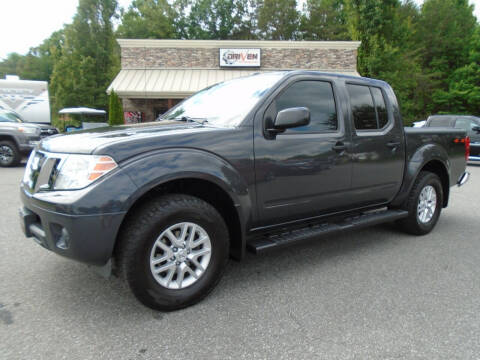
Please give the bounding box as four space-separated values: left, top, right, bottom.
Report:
391 143 450 208
119 148 253 258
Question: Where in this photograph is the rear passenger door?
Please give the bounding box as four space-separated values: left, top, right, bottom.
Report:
347 83 406 207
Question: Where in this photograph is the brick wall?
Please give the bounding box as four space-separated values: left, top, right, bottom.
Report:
121 47 357 71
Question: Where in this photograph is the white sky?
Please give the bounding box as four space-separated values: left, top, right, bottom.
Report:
0 0 479 60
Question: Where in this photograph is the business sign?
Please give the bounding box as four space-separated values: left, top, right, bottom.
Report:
219 48 261 68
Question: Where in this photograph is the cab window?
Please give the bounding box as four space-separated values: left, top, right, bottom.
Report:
347 84 390 131
266 80 338 133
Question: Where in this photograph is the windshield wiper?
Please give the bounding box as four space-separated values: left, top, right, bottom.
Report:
172 116 208 125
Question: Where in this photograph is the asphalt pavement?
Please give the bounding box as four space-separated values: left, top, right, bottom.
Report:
1 163 480 360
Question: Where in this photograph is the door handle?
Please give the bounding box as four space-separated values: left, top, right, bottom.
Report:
386 141 401 148
332 142 346 152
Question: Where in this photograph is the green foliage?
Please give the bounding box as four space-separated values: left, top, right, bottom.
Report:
188 0 248 39
2 0 479 126
417 0 476 80
50 0 119 113
432 26 480 115
172 0 259 39
256 0 299 40
108 90 124 125
117 0 176 39
300 0 350 40
0 30 63 81
415 0 477 116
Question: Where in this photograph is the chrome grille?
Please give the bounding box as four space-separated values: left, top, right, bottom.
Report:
23 151 60 193
40 128 58 138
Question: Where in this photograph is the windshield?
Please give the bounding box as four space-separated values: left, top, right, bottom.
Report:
160 72 285 126
0 111 23 123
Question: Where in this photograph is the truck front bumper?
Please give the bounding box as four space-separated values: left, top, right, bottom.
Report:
20 188 126 266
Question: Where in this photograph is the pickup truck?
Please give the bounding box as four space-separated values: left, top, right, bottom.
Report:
19 71 470 311
0 109 58 166
425 114 480 161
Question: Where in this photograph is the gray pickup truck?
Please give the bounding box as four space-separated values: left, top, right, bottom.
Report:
0 110 58 166
425 114 480 161
19 71 470 310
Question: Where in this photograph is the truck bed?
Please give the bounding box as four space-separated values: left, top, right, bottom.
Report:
404 127 467 186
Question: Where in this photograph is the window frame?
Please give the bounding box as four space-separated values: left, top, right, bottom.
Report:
346 81 393 136
262 78 342 137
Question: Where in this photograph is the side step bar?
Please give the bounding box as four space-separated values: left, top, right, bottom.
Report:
247 209 409 254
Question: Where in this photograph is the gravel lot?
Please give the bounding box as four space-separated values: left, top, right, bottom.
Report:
1 163 480 360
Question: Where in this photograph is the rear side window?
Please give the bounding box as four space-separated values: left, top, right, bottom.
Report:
427 116 455 127
270 80 338 133
347 84 377 130
347 84 390 131
454 118 472 130
371 87 388 128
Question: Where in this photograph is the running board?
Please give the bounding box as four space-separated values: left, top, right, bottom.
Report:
247 209 408 254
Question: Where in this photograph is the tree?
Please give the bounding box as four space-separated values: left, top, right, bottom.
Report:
300 0 350 41
0 53 24 79
171 0 257 40
256 0 299 40
0 29 64 81
108 90 124 125
345 0 400 76
117 0 176 39
416 0 477 83
432 26 480 114
50 0 119 112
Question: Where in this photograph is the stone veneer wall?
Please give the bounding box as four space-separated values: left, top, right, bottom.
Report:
121 47 358 71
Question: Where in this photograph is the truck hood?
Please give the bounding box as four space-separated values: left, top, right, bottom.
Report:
39 121 228 158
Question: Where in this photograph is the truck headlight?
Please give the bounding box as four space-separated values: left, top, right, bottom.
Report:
54 155 117 190
18 126 39 135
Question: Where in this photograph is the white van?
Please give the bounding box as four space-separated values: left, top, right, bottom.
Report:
0 76 51 124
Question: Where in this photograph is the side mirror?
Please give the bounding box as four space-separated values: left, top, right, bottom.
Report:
472 125 480 133
268 107 310 133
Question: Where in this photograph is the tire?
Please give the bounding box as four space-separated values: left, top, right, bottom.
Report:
0 141 20 167
116 194 230 311
396 171 443 235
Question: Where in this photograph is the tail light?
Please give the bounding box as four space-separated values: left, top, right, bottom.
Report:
465 136 470 161
453 136 470 161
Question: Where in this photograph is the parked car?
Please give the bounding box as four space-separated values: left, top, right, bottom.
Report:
20 71 470 310
1 110 58 138
0 111 41 167
0 110 58 167
425 114 480 161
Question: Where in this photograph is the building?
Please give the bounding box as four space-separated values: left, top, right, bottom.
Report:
108 39 361 123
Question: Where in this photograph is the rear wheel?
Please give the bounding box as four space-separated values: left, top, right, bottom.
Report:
117 194 229 311
396 171 443 235
0 141 20 167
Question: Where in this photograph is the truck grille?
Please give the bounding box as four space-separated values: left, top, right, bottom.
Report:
23 151 61 193
40 128 58 138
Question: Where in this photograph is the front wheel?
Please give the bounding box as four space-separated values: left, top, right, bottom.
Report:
0 141 20 167
396 171 443 235
117 194 229 311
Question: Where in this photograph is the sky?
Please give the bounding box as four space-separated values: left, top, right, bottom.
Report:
0 0 479 60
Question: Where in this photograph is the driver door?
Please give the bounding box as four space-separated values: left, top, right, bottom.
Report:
253 78 353 226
